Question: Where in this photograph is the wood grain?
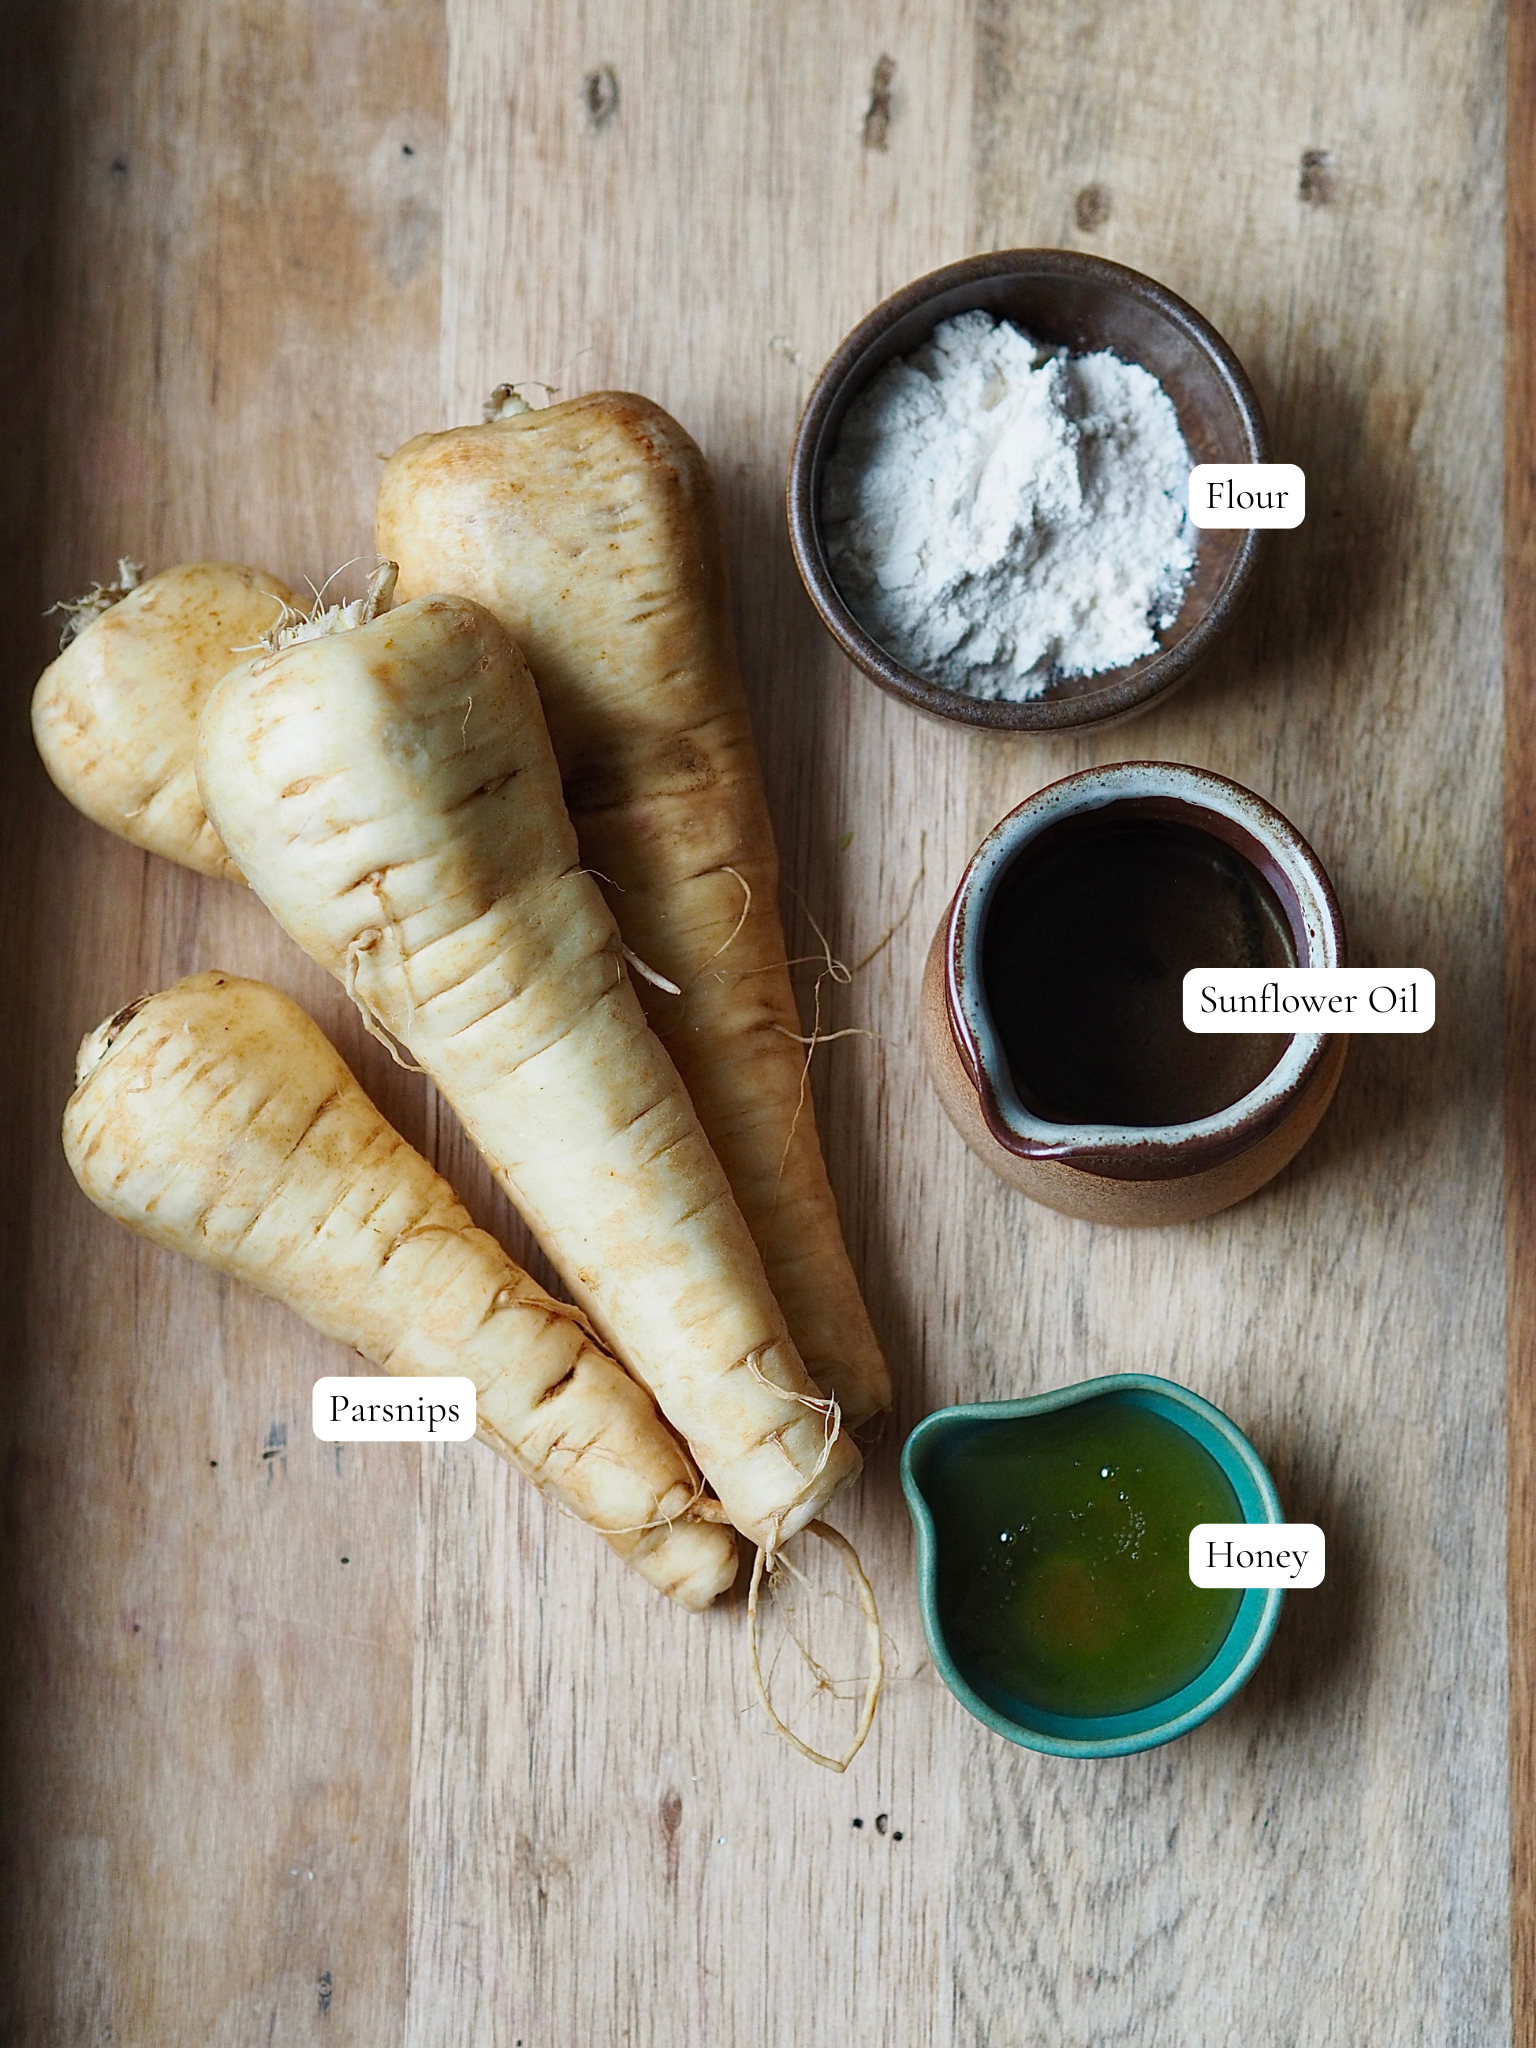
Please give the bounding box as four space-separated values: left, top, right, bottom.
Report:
1510 0 1535 2034
417 1 1506 2044
961 8 1506 2044
412 7 977 2040
0 0 1511 2041
0 1 447 2039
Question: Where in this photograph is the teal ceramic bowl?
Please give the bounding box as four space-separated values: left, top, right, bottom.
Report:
901 1373 1284 1757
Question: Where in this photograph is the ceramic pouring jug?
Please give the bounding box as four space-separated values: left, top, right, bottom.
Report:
920 762 1348 1227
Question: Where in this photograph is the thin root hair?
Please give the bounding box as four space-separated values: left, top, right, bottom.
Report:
343 931 425 1074
618 940 683 996
263 559 398 658
47 557 144 650
746 1522 883 1772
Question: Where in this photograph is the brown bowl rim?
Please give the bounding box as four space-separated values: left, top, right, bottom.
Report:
785 249 1269 735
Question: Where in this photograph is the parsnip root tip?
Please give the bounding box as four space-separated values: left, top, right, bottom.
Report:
747 1521 883 1772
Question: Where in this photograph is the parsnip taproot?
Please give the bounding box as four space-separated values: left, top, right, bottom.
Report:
194 592 860 1552
63 971 738 1609
32 561 295 878
375 393 891 1428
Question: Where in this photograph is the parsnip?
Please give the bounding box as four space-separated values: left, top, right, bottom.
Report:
63 971 739 1610
376 394 892 1428
194 592 861 1551
32 561 294 878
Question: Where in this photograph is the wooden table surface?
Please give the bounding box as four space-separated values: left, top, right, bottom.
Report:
0 2 1513 2042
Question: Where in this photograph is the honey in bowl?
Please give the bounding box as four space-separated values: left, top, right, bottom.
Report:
927 1395 1243 1718
981 812 1296 1128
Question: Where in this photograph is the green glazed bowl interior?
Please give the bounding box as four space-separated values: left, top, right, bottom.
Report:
901 1374 1284 1757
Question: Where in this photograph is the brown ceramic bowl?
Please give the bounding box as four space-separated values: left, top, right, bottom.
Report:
920 762 1348 1225
786 251 1268 735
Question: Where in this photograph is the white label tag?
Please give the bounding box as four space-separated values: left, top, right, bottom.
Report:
312 1376 477 1441
1182 967 1434 1034
1190 1524 1325 1588
1187 463 1305 528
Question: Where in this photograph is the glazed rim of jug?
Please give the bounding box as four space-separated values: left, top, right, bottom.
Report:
944 762 1347 1183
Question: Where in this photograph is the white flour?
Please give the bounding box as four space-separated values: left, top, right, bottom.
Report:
822 311 1195 701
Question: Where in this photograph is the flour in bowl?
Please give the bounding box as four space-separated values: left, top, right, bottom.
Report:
821 310 1196 701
